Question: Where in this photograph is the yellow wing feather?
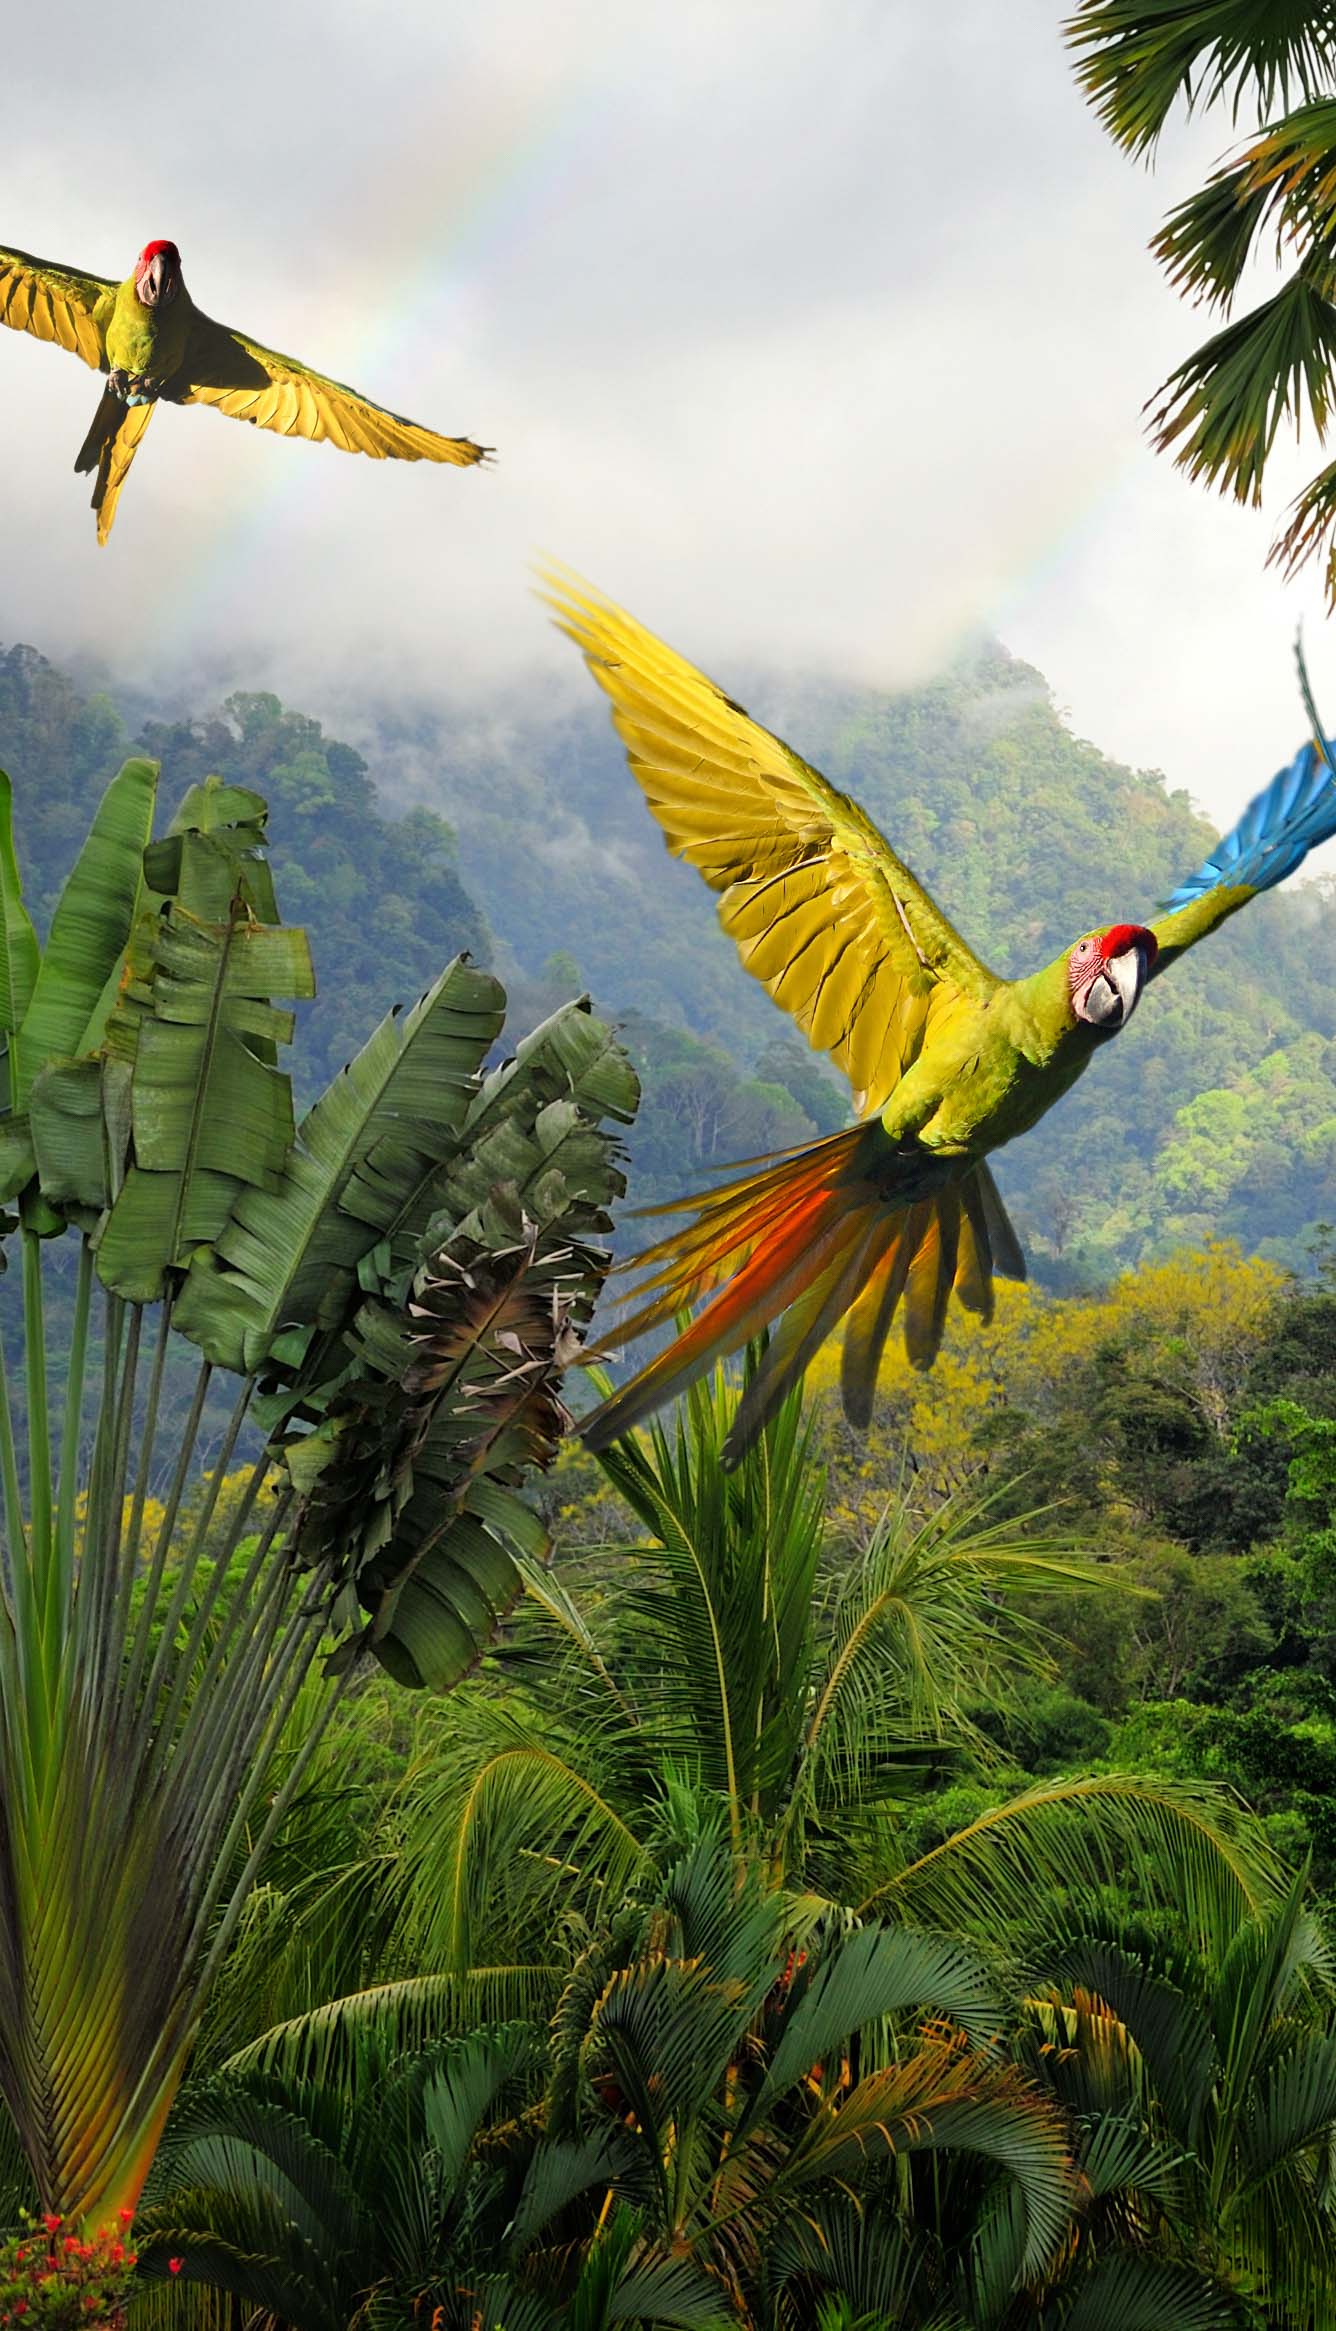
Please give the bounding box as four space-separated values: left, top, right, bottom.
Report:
540 570 1000 1118
0 245 114 369
178 310 489 467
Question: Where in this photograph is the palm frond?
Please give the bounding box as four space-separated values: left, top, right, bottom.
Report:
789 1485 1110 1854
134 2181 347 2331
595 1356 826 1838
1154 99 1336 309
1152 150 1283 309
1032 1942 1216 2145
764 2200 949 2331
506 2132 634 2252
860 1772 1280 1956
400 1703 650 1972
749 1923 1004 2118
1270 445 1336 604
1061 2250 1239 2331
221 1966 558 2086
1236 2032 1336 2189
1063 1 1336 159
1149 267 1336 504
764 2033 1077 2280
592 1956 757 2165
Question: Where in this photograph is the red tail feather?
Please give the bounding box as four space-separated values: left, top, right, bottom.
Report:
582 1126 1025 1462
578 1123 1025 1454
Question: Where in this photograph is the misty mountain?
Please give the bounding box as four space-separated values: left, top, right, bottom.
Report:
3 630 1335 1283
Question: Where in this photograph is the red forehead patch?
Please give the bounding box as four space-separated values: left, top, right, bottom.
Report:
137 240 180 269
1099 921 1158 969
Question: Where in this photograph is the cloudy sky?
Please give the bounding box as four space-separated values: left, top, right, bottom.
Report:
1 0 1330 834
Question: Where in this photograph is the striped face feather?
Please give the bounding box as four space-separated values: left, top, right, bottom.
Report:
134 241 182 308
1068 924 1158 1031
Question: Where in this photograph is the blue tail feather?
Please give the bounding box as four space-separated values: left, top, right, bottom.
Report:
1164 736 1336 910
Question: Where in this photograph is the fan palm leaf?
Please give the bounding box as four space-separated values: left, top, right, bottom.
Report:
1065 3 1336 601
1063 2 1335 160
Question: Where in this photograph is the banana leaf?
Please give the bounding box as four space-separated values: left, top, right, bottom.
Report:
12 758 157 1106
173 955 507 1374
283 1002 638 1689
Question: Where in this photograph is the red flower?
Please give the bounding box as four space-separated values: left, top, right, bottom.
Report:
116 2210 133 2228
168 2259 183 2277
41 2219 60 2236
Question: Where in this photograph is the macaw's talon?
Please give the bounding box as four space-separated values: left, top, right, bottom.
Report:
106 367 130 400
127 373 161 402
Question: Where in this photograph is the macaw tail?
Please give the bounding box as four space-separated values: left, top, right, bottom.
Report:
583 1125 1026 1466
75 391 155 544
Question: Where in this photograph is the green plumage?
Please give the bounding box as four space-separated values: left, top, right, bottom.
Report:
102 271 191 384
541 574 1309 1463
0 234 490 542
875 959 1100 1156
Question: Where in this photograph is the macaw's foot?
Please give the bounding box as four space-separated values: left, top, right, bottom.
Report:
124 374 162 407
106 367 131 400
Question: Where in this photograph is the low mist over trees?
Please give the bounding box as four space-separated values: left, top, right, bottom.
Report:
7 627 1336 1279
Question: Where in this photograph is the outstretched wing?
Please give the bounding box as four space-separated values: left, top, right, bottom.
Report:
1151 728 1336 974
0 245 113 369
541 570 1001 1118
177 309 489 466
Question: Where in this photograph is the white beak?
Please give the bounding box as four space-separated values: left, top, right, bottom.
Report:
1107 944 1147 1024
1080 944 1146 1029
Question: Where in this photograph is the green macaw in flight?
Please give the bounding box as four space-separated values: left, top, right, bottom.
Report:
0 237 489 542
543 571 1336 1465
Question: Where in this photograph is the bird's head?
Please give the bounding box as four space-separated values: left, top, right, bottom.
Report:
1067 923 1158 1032
135 240 182 308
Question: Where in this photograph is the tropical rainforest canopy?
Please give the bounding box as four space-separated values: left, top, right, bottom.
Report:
6 604 1336 2325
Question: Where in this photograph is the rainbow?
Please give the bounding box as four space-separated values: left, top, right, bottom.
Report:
156 60 614 658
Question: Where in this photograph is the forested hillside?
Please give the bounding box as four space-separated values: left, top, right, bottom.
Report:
5 630 1336 1276
376 641 1336 1276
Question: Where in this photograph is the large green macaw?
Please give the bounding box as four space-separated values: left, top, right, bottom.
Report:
0 238 489 542
544 572 1336 1464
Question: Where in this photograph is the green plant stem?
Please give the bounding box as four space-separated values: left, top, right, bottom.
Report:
82 1291 124 1677
196 1649 351 1995
178 1608 328 1979
0 1314 28 1623
163 1478 290 1787
134 1374 253 1742
122 1293 172 1584
93 1299 141 1704
120 1351 211 1716
200 1560 306 1800
21 1229 53 1655
54 1238 94 1616
165 1531 295 1850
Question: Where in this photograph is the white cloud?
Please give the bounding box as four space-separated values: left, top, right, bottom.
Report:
0 0 1330 850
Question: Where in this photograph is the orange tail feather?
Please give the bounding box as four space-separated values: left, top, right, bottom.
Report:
583 1130 1028 1462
